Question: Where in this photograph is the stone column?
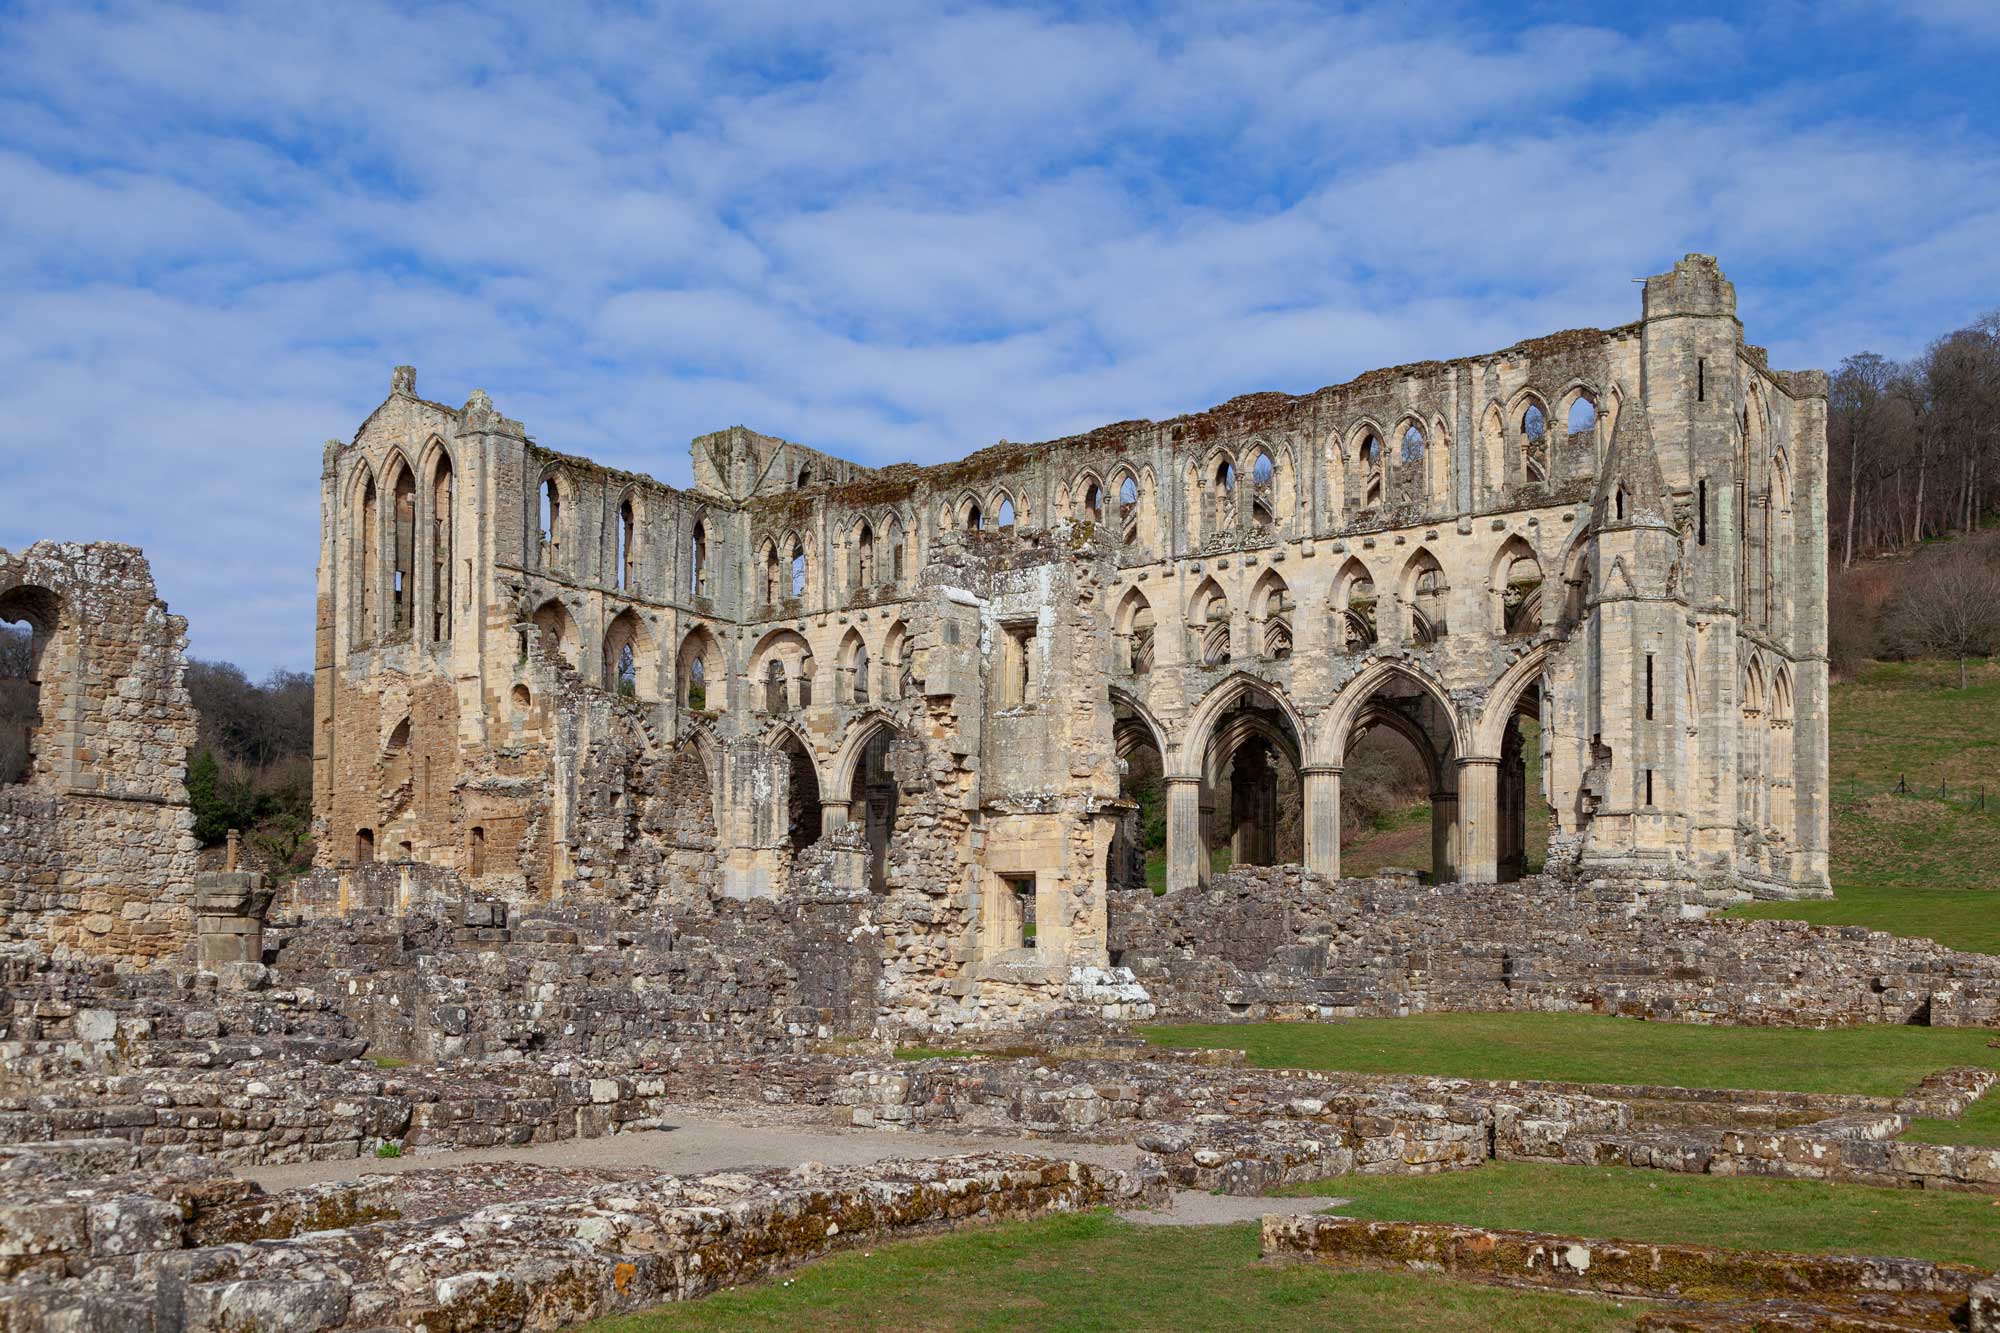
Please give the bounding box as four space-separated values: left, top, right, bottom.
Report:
1456 757 1500 884
1302 766 1342 881
820 799 851 833
1430 788 1459 883
1165 775 1204 893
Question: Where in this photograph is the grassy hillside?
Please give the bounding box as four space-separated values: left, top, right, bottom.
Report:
1726 657 2000 953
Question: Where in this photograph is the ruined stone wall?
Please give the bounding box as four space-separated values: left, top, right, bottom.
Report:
1109 865 2000 1028
0 543 199 964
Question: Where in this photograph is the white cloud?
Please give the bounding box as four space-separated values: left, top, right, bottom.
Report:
0 0 1993 671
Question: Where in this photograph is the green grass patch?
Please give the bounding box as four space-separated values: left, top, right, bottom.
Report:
1725 658 2000 954
1278 1161 2000 1269
1139 1013 2000 1098
584 1210 1626 1332
371 1055 409 1069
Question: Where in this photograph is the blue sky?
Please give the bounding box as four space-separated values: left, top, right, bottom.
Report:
1 0 1996 675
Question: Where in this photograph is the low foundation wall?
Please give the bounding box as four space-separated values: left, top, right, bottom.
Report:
838 1057 2000 1197
0 1154 1160 1332
1264 1214 1992 1328
0 1056 858 1166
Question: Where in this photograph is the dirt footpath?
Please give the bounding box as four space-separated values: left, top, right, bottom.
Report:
237 1107 1348 1224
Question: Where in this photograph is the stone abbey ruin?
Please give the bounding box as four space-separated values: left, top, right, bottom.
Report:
299 250 1834 1032
3 256 1999 1331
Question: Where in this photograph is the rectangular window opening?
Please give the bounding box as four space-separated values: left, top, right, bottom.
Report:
1645 769 1655 806
1002 623 1036 705
1645 654 1655 720
1697 480 1708 546
1697 358 1705 402
1004 874 1038 949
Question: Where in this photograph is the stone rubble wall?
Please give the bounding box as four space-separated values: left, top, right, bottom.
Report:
0 1152 1159 1332
0 542 201 966
835 1056 2000 1197
1262 1213 1991 1329
0 1055 860 1167
1112 867 2000 1028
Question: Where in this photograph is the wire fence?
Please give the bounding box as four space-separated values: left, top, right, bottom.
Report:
1832 775 1991 812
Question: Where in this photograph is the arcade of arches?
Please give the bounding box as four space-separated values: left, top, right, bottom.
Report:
301 255 1830 1032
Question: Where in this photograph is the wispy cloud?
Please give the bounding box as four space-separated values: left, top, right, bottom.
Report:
0 0 1994 673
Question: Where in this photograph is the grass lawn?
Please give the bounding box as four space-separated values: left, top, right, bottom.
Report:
1138 1013 2000 1098
1724 658 2000 955
1279 1161 2000 1270
584 1211 1628 1332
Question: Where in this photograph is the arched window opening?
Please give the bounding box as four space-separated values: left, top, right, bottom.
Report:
1256 580 1292 661
1401 426 1425 466
765 658 788 713
763 542 781 606
780 732 821 852
966 500 983 530
799 655 816 707
355 828 375 865
790 541 806 597
617 496 635 592
1201 623 1230 668
884 623 910 700
0 590 53 786
390 467 416 632
997 497 1016 530
1361 436 1383 506
1568 397 1597 435
1497 544 1544 636
1404 551 1448 646
1614 486 1628 521
531 598 579 669
856 522 876 588
1522 406 1548 486
687 656 707 710
798 465 814 488
1117 590 1155 676
604 610 649 697
839 631 871 704
1130 604 1155 674
430 457 454 642
539 477 561 568
355 471 379 645
467 825 486 877
888 520 907 583
1336 563 1377 650
1252 453 1274 487
678 626 720 714
1215 459 1236 492
1083 481 1103 521
1117 474 1140 545
850 727 902 892
689 521 708 597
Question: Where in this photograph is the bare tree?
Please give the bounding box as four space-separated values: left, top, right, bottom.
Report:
1882 546 2000 688
0 624 30 678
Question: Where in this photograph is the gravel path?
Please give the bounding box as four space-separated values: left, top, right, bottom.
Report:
240 1109 1138 1193
237 1109 1349 1226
